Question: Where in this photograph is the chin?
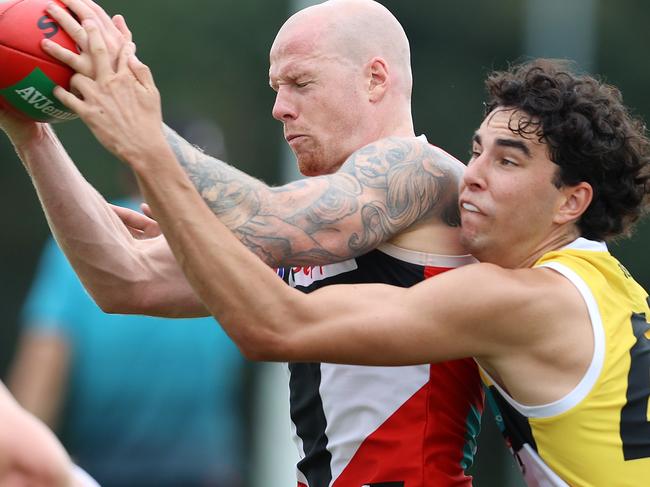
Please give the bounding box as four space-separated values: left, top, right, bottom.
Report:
459 227 476 247
298 157 340 177
297 162 321 177
460 230 485 257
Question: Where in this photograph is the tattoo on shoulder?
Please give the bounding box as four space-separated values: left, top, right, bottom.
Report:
343 138 461 252
164 127 460 267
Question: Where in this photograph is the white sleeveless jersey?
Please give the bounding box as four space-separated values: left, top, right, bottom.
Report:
278 244 484 487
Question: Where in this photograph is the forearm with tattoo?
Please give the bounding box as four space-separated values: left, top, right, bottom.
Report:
164 126 461 267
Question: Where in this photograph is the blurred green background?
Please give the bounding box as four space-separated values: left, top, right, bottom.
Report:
0 1 648 485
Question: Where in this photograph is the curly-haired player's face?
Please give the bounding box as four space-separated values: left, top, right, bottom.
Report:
459 108 569 268
269 26 377 176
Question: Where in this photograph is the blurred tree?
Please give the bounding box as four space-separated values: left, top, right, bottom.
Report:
384 0 523 159
598 0 650 290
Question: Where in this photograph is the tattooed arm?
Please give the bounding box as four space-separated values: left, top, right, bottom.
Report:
2 116 460 320
166 126 465 266
4 114 460 318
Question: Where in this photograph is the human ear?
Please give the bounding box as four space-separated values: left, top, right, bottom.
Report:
367 57 389 102
554 182 593 225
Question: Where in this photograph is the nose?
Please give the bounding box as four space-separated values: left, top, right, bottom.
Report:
272 86 298 122
462 154 487 191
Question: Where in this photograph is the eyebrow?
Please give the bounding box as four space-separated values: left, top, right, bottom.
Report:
269 67 310 89
473 133 532 158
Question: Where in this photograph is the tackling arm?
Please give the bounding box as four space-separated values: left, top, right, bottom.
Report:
123 137 522 365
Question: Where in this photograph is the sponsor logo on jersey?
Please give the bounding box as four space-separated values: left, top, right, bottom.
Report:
288 259 358 287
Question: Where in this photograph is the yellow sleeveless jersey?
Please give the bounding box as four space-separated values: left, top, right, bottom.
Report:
481 238 650 487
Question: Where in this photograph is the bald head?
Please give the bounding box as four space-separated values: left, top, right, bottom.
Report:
269 0 415 175
274 0 412 98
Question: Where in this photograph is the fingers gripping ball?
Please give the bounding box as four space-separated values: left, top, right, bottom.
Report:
0 0 78 122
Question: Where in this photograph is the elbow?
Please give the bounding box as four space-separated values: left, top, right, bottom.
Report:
73 268 147 314
92 291 132 314
96 299 140 315
238 346 270 362
239 344 289 362
230 322 297 362
91 282 151 315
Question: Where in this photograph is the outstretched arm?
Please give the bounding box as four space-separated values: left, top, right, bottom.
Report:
0 0 205 316
0 114 206 317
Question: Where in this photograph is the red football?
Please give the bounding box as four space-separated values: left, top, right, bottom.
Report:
0 0 78 122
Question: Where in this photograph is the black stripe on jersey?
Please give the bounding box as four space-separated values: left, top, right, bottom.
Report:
284 249 428 485
620 306 650 461
289 362 332 487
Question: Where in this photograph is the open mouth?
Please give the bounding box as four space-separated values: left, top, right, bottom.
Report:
461 202 481 213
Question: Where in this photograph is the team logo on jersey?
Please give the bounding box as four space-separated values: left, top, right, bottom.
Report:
287 259 358 287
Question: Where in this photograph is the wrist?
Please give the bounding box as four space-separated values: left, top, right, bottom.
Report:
6 120 49 150
123 133 177 174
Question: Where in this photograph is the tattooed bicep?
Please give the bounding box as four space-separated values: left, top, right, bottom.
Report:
342 137 462 223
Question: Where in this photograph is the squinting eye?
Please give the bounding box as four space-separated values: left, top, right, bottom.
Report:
501 159 517 166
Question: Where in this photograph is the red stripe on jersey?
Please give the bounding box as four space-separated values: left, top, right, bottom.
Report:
422 265 485 484
332 359 483 486
424 265 451 279
425 359 484 485
332 381 438 486
298 483 308 487
298 261 484 486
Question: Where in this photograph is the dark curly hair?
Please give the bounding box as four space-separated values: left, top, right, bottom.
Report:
484 58 650 241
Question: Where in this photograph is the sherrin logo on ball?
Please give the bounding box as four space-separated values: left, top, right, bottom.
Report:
0 0 79 123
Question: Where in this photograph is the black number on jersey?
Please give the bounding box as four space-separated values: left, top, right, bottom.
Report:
620 298 650 461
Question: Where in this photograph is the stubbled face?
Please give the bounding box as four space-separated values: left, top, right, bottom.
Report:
269 26 374 176
459 108 565 267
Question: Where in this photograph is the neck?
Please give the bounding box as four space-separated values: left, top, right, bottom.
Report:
378 118 415 140
478 227 582 269
377 100 414 138
517 227 583 268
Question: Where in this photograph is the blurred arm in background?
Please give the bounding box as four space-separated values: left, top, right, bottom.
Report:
8 330 69 429
7 234 249 486
0 381 80 487
8 239 74 431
